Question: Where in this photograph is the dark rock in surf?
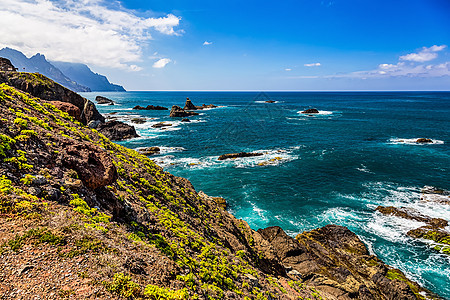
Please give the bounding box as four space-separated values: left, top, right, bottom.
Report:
218 152 264 161
97 120 139 141
170 105 199 118
301 108 319 114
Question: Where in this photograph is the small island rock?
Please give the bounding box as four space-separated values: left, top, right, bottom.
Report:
218 152 264 160
301 108 319 114
416 138 433 143
170 105 199 117
133 105 168 110
96 96 114 105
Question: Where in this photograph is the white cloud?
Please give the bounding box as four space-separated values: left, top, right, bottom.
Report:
285 68 292 71
304 63 321 67
203 41 213 46
400 45 446 62
0 0 181 71
153 58 171 68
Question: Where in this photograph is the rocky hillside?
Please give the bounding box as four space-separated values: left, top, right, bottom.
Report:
0 69 442 299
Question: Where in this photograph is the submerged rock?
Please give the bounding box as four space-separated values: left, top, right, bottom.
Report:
301 108 319 114
95 96 114 105
97 120 139 141
218 152 264 160
181 118 190 122
169 105 199 117
131 118 146 124
265 100 276 103
133 105 168 110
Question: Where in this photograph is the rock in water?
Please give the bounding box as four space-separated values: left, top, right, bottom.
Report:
133 105 168 110
218 152 264 160
170 105 199 117
184 98 197 110
301 108 319 114
97 120 139 141
138 147 160 156
416 138 433 143
265 100 276 103
152 122 172 128
95 96 114 105
181 118 190 122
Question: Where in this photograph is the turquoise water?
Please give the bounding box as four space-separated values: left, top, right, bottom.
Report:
83 91 450 298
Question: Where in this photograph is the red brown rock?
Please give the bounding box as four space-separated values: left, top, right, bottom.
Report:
50 101 82 122
60 142 118 190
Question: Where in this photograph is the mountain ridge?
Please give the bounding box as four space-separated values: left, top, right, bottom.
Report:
0 48 125 92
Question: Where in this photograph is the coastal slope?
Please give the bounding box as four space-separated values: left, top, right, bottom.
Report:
0 67 441 299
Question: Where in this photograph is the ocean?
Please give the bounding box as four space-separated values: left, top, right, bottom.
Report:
82 91 450 299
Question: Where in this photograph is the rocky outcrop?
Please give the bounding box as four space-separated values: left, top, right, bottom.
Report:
50 101 82 122
169 105 199 117
151 122 172 129
218 152 264 160
257 225 438 299
0 71 104 125
198 191 227 210
183 98 217 110
376 206 448 228
97 120 139 141
0 57 17 72
376 205 450 256
133 105 168 110
95 96 114 105
416 138 433 143
138 147 161 156
301 108 319 114
60 142 118 190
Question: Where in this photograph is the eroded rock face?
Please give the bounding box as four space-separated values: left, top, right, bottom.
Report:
169 105 199 117
218 152 263 160
256 225 435 299
59 142 118 189
97 121 139 141
50 101 82 122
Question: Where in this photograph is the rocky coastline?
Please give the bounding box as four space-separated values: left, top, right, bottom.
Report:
0 59 443 299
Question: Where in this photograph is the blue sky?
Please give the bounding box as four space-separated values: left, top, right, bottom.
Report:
0 0 449 90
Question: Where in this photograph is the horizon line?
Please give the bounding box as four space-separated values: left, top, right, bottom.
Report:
95 89 450 92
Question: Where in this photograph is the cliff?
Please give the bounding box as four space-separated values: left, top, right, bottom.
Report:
0 73 441 299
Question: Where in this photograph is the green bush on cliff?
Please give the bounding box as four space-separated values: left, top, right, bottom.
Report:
103 273 141 298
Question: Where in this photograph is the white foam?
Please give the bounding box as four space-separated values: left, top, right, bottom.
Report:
389 138 444 145
356 164 374 174
366 213 426 243
297 110 333 115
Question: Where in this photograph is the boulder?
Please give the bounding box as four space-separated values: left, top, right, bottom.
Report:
181 118 190 122
265 100 276 103
88 120 102 129
416 138 433 143
97 121 139 141
51 101 82 122
170 106 199 118
301 108 319 114
95 96 114 105
138 147 160 156
218 152 264 161
60 142 118 189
